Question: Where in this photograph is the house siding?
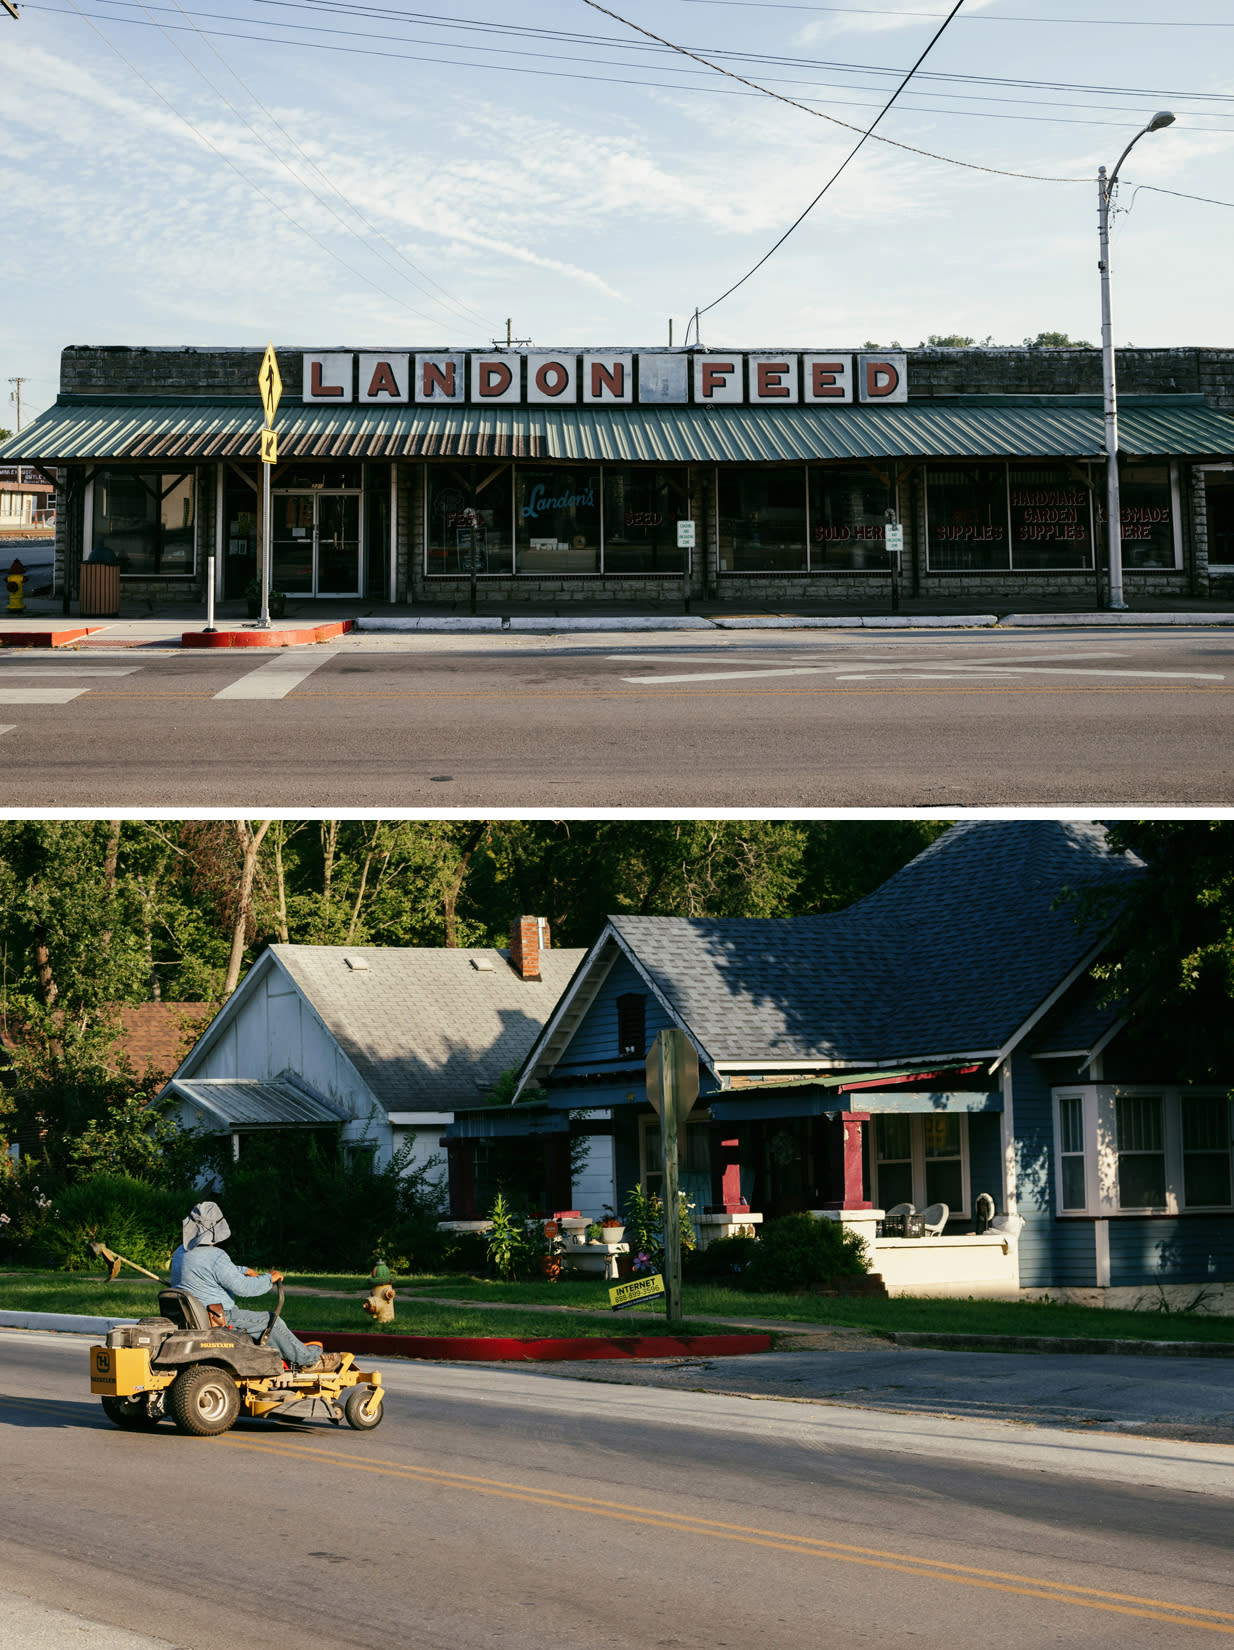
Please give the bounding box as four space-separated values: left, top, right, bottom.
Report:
1107 1216 1234 1286
967 1112 1004 1215
1012 1052 1098 1287
553 953 677 1075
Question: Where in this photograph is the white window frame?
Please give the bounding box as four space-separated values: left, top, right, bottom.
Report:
1052 1085 1233 1216
869 1112 971 1217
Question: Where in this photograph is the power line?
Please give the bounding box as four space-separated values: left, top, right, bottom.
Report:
575 0 1086 182
677 0 970 334
675 0 1234 21
1129 182 1234 211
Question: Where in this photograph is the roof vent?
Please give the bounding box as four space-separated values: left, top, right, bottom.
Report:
470 957 495 972
344 955 370 972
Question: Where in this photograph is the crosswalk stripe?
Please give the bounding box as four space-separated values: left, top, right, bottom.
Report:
212 651 334 701
0 666 141 677
0 688 93 704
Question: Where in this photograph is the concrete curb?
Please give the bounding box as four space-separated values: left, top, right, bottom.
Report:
1001 612 1234 627
181 620 355 649
353 615 714 634
0 1311 136 1334
0 627 102 649
713 614 1001 630
890 1331 1234 1357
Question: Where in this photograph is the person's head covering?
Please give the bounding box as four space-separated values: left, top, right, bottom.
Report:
182 1201 231 1250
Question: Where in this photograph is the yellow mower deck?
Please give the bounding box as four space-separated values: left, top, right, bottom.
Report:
91 1344 385 1435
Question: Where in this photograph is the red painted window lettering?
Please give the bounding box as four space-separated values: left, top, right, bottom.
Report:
422 361 456 398
811 361 845 397
366 361 400 398
535 361 569 397
590 360 624 398
310 360 345 398
756 361 789 398
701 361 735 398
477 361 513 397
864 360 901 398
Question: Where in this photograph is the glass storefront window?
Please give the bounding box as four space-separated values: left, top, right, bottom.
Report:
1098 463 1175 569
718 469 807 572
426 463 514 577
1205 470 1234 567
365 463 391 598
926 464 1009 571
223 470 258 598
516 466 601 574
1008 464 1092 570
602 468 688 573
92 470 195 577
807 466 891 569
273 463 361 491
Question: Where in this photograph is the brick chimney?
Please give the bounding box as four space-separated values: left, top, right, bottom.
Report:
509 916 550 980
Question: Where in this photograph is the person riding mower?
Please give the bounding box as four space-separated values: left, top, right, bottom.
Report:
89 1276 385 1436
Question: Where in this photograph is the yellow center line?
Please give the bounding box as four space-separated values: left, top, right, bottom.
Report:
219 1433 1234 1633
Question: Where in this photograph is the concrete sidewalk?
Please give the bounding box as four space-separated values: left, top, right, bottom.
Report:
4 590 1234 648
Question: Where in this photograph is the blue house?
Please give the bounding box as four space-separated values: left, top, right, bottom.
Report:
443 822 1234 1305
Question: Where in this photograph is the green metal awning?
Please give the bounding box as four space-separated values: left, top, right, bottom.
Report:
3 394 1232 467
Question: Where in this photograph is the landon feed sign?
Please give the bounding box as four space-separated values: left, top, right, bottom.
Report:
301 350 908 407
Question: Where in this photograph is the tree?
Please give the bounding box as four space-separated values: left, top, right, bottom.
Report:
1090 822 1234 1081
1023 331 1093 349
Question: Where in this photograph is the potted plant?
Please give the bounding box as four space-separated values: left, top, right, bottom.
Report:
600 1211 625 1244
244 577 287 620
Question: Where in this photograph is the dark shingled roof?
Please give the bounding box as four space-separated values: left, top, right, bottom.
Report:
608 821 1141 1066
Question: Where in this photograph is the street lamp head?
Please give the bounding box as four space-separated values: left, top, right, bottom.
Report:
1146 110 1175 132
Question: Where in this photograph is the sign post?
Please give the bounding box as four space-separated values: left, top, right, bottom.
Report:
676 519 696 615
645 1027 699 1326
256 343 282 629
884 514 903 614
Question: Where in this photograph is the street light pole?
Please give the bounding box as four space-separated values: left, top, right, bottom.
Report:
1098 110 1174 611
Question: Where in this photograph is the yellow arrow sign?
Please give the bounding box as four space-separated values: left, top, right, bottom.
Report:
258 342 282 429
260 428 278 466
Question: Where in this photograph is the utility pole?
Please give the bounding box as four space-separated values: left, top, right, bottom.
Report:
8 378 27 431
1 3 20 20
492 319 530 350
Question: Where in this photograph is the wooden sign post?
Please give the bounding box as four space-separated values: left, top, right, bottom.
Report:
645 1027 699 1326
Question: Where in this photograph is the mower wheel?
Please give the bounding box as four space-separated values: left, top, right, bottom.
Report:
344 1386 383 1431
101 1395 162 1430
170 1364 240 1437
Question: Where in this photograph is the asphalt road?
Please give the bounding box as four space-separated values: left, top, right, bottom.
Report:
1 627 1232 807
4 1329 1234 1650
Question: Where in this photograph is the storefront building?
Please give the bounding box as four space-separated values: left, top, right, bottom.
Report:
2 342 1233 607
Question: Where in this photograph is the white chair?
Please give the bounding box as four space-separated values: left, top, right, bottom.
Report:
989 1213 1024 1240
920 1202 949 1235
885 1202 916 1217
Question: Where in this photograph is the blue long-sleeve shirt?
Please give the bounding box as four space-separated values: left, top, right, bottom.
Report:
169 1244 273 1315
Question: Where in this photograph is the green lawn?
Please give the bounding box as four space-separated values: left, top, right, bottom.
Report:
4 1268 1232 1344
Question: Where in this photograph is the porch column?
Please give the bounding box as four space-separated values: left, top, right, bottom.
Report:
444 1139 475 1219
706 1129 748 1213
822 1110 871 1210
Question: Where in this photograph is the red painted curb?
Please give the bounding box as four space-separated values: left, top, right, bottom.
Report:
306 1332 772 1362
181 620 355 649
0 627 101 648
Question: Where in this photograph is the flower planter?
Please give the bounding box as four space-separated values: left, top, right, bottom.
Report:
600 1223 625 1243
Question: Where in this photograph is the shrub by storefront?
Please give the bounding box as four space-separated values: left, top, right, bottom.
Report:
743 1213 870 1293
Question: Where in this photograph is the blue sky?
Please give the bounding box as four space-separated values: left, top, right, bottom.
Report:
4 0 1234 426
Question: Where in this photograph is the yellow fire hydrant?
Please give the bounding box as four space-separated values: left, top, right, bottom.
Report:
5 559 27 614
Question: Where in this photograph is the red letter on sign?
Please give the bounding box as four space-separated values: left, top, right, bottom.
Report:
478 361 514 397
811 361 845 397
310 360 344 398
535 361 569 397
366 361 400 398
590 360 624 399
864 360 901 398
422 360 455 398
756 361 789 398
701 361 734 398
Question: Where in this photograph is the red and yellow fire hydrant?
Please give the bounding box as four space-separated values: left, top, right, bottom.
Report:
5 559 27 614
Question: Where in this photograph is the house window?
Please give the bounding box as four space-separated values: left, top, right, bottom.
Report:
1057 1093 1087 1211
92 470 196 577
871 1113 969 1216
1053 1086 1234 1214
616 993 646 1059
1115 1093 1166 1209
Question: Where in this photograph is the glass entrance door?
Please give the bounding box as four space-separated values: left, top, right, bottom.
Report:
272 492 361 595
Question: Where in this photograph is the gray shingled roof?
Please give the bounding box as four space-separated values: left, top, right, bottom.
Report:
608 822 1141 1067
271 944 586 1110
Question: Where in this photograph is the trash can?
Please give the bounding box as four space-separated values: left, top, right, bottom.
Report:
78 549 120 618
